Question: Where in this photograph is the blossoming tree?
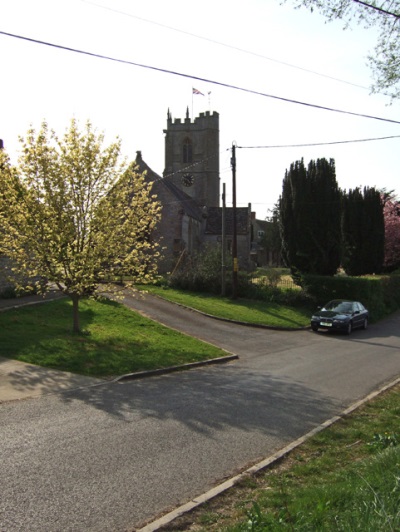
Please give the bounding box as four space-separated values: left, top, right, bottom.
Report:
0 120 161 332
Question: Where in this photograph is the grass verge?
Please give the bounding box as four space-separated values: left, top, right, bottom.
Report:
0 297 229 377
138 286 311 328
164 383 400 531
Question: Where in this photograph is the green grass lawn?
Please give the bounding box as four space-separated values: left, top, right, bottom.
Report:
0 297 228 377
139 286 311 328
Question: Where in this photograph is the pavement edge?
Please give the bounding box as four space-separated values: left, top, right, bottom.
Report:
114 354 239 383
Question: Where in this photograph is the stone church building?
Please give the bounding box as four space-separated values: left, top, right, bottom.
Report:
135 108 259 274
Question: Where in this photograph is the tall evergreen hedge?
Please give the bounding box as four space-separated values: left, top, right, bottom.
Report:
280 158 385 280
341 187 384 275
280 158 342 280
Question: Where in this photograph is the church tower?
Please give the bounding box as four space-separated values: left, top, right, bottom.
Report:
163 108 220 208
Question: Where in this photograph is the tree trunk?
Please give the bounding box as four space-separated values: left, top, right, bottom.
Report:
71 294 81 333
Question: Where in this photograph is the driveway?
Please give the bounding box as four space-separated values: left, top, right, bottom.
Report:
1 293 399 531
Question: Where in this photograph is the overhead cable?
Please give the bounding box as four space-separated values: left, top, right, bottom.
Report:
1 30 400 126
237 134 400 149
81 0 370 91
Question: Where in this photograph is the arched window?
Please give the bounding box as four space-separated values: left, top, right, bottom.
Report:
182 138 193 163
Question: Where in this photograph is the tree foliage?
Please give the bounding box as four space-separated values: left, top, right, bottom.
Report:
382 191 400 271
341 186 384 275
0 120 161 332
261 202 282 264
279 158 342 280
283 0 400 101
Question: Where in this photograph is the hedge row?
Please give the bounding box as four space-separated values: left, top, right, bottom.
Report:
302 274 400 322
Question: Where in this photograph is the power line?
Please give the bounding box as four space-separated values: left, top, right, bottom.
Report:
81 0 370 91
237 134 400 149
1 30 400 126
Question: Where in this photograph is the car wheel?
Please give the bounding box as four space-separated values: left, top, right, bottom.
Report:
346 322 352 335
363 318 368 330
311 325 318 332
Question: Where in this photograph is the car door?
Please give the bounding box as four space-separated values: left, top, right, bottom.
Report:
353 302 363 328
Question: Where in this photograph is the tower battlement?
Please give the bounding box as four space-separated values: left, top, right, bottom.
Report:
194 111 219 127
166 109 219 130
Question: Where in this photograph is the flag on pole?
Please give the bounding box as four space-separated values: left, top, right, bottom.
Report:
192 88 204 96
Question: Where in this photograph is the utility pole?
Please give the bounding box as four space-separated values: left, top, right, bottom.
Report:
231 143 238 299
221 182 226 296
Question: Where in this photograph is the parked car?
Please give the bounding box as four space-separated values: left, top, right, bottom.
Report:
311 300 369 335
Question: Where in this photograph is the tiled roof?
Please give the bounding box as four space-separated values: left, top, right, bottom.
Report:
254 219 271 231
161 179 204 221
205 207 250 235
134 153 203 222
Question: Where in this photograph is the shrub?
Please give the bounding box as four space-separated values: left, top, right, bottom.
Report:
0 286 17 299
169 246 228 294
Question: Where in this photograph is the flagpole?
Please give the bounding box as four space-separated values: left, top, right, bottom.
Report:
192 88 204 119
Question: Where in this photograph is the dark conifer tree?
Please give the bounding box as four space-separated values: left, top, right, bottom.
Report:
280 159 306 280
279 158 341 280
341 187 384 275
260 201 282 266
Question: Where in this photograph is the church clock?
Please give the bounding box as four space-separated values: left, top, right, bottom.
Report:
181 173 194 187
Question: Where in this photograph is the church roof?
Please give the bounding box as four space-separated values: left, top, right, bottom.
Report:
160 179 204 221
134 151 204 222
205 207 250 235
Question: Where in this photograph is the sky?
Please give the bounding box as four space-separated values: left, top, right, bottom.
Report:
1 0 399 220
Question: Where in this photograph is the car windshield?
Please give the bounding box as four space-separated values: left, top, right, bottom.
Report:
323 301 353 313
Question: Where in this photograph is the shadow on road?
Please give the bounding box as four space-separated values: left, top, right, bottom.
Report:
53 366 338 441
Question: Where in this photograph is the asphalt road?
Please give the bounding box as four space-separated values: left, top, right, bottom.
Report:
1 294 400 531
